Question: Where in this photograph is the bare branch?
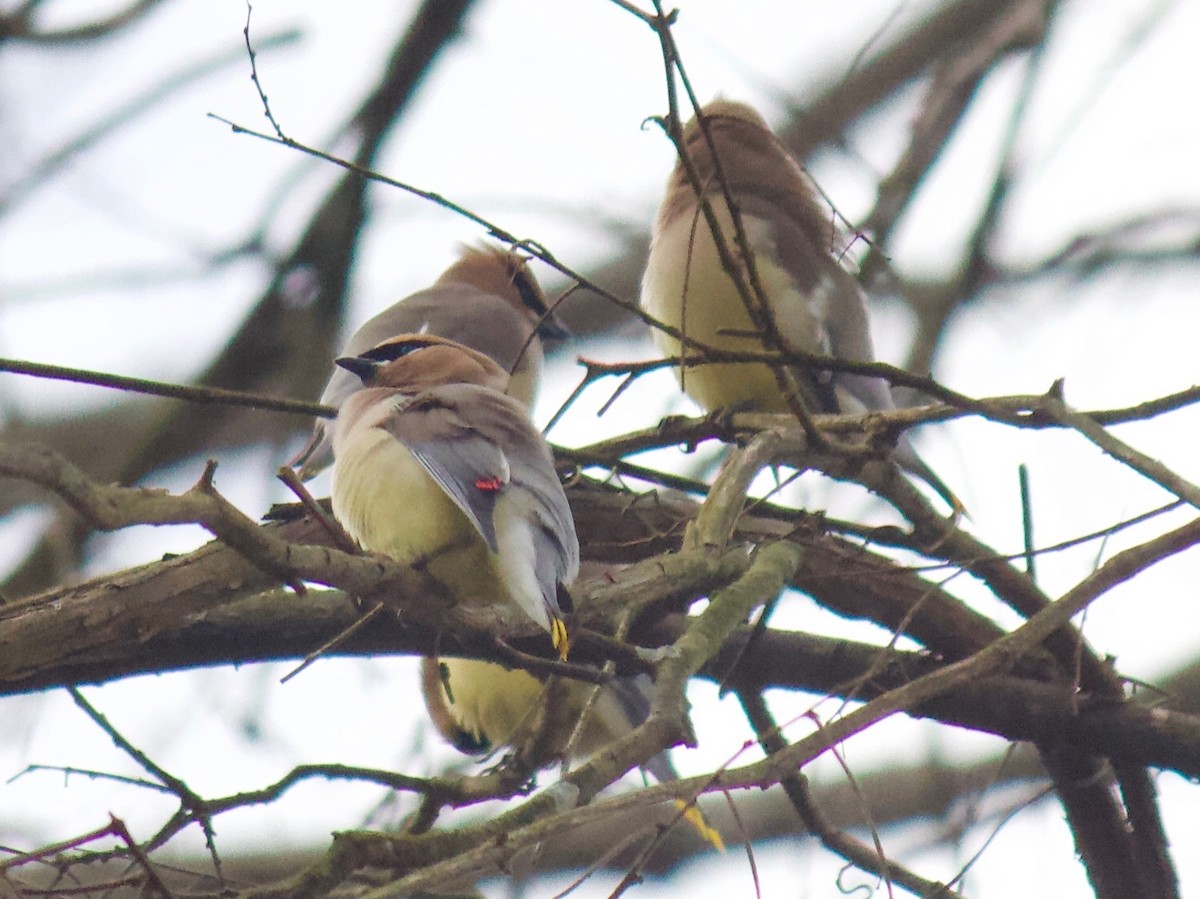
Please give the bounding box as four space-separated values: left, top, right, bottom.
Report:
0 357 332 419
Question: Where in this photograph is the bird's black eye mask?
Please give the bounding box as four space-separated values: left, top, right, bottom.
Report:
512 269 548 317
512 269 570 340
357 338 440 363
336 338 441 384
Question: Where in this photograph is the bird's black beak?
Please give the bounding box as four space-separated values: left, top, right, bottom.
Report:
335 355 381 384
535 311 571 341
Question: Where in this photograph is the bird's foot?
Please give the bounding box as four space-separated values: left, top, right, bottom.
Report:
707 401 754 441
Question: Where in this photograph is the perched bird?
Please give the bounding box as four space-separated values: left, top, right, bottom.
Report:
331 337 719 845
420 657 676 779
293 244 565 480
641 99 960 512
329 334 576 658
421 655 724 850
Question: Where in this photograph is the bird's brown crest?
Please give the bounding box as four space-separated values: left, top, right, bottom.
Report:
437 244 560 333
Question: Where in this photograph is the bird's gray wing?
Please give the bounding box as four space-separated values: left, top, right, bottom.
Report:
381 389 511 552
506 447 579 589
509 457 579 586
389 385 578 606
735 189 895 416
430 385 576 574
740 192 963 510
461 387 580 603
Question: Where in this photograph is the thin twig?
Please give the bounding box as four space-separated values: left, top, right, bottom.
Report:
243 2 288 141
0 357 331 418
279 603 386 684
205 113 733 362
0 28 301 215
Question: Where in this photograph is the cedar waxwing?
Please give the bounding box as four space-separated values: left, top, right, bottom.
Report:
641 100 960 512
329 334 576 658
420 656 724 849
420 658 676 781
294 244 566 480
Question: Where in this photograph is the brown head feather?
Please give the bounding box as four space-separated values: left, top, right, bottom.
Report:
436 245 559 334
657 100 829 246
344 334 510 394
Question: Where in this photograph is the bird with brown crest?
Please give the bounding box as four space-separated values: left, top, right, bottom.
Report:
329 333 575 658
641 99 961 513
420 654 724 850
333 334 723 848
294 243 566 480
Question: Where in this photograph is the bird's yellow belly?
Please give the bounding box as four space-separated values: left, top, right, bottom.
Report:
642 209 822 413
437 658 546 749
436 658 624 758
332 428 498 601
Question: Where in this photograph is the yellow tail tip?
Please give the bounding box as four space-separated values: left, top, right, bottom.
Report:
551 618 570 661
674 800 725 852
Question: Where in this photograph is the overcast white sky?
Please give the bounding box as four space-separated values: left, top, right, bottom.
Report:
2 1 1199 896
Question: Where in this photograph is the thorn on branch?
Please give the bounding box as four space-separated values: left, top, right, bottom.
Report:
199 458 219 491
